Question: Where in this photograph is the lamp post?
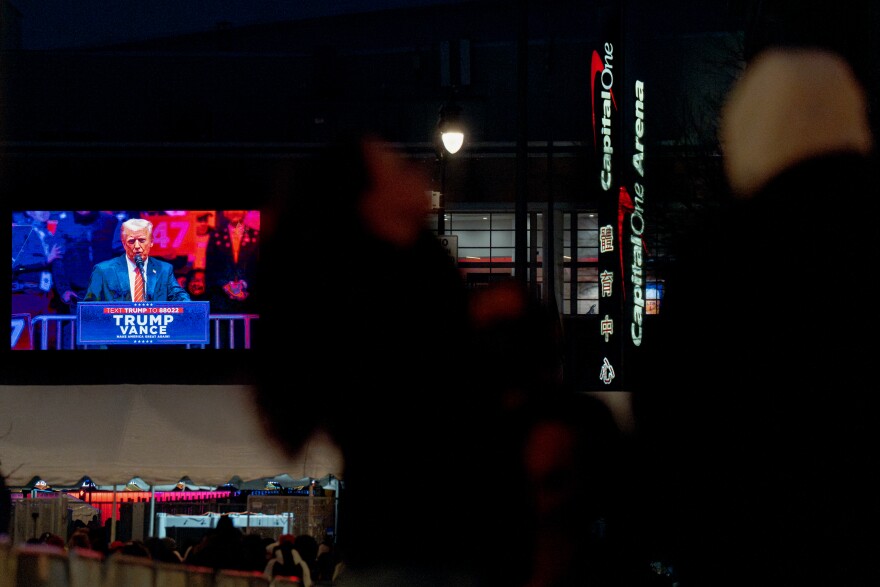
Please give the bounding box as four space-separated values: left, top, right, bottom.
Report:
436 99 464 236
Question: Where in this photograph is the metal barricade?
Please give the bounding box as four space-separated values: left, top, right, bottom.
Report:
28 314 259 349
31 314 76 350
198 313 260 349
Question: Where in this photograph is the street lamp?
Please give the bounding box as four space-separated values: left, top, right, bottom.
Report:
436 99 464 235
438 100 464 154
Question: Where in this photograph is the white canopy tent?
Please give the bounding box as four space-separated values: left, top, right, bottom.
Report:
0 385 343 489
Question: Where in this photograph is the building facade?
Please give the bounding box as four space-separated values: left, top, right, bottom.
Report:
9 1 850 388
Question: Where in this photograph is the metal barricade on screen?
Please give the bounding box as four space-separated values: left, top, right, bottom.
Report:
200 314 260 349
31 315 77 350
27 314 259 350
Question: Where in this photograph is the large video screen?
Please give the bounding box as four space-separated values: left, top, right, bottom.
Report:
7 209 261 383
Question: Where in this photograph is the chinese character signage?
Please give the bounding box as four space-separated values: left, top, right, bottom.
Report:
591 0 651 390
593 7 623 389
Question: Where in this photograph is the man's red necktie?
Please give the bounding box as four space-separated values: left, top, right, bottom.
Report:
134 267 145 302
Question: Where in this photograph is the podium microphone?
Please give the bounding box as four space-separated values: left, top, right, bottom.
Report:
135 254 145 272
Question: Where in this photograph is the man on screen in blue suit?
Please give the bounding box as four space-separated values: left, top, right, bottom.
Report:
84 218 191 302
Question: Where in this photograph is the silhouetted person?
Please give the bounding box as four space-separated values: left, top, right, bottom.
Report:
145 536 183 563
293 534 319 579
639 47 880 587
255 133 510 586
315 537 338 583
264 536 313 586
241 533 272 572
519 392 646 587
184 514 246 571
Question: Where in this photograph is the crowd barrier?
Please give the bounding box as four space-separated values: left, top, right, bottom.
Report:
0 540 304 587
23 314 259 350
155 513 294 540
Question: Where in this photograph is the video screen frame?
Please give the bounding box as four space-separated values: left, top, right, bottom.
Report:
6 209 263 384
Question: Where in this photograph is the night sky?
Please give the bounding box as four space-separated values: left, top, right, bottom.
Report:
9 0 470 50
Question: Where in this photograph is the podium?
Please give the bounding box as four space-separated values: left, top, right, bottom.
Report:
77 301 210 345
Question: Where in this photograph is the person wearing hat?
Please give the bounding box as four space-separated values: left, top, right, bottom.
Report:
642 47 880 586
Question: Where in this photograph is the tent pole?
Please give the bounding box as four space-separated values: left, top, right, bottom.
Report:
332 475 340 547
111 485 118 543
148 485 156 537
